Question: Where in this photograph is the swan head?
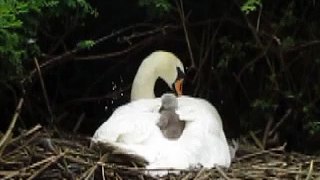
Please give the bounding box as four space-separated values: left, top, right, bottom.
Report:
160 93 178 111
131 51 185 101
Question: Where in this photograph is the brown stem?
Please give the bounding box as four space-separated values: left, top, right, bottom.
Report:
175 0 195 68
34 57 54 123
0 98 24 153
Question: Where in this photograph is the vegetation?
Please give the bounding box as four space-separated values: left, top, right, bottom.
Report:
0 0 95 81
1 0 320 153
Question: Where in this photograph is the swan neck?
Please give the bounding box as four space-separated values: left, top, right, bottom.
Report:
131 68 157 101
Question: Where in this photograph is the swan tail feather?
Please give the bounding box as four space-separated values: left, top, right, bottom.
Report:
90 141 148 166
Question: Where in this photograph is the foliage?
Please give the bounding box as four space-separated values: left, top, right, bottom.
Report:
138 0 172 18
0 0 29 80
241 0 262 14
77 40 95 49
239 1 320 138
178 0 320 144
0 0 95 81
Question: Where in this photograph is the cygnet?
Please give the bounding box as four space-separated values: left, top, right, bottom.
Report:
157 93 185 139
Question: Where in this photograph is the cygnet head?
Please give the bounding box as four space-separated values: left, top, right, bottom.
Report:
160 93 178 111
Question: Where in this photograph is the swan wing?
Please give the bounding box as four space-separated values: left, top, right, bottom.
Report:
175 96 231 167
92 98 161 144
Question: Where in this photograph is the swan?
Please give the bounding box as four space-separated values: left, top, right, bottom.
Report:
92 50 231 174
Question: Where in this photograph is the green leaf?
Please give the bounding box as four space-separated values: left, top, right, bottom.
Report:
241 0 262 14
77 40 95 49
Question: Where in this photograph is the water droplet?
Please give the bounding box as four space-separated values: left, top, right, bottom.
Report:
112 83 117 91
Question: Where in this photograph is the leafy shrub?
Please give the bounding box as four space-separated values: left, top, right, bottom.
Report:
0 0 95 81
138 0 172 18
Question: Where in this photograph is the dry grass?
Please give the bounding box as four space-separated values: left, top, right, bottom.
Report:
0 125 319 180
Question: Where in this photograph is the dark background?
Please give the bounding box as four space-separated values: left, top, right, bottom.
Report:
1 0 320 153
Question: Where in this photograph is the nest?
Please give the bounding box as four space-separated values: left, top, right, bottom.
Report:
0 125 319 180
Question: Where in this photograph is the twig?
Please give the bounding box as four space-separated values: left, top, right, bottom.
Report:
116 172 123 180
75 27 169 61
256 5 262 32
83 165 97 180
297 163 302 180
192 21 222 91
64 155 92 166
305 160 314 180
233 0 278 79
9 124 42 144
181 172 193 180
79 154 108 180
215 166 231 180
2 131 42 158
262 117 273 149
249 131 264 150
237 43 272 78
236 144 286 161
286 40 320 52
26 153 64 180
102 164 106 180
248 165 320 176
194 168 206 179
268 109 292 136
233 73 251 104
3 152 65 180
21 24 165 85
73 113 85 133
175 0 195 68
34 57 53 123
94 24 156 45
75 40 142 60
0 98 24 154
118 25 171 44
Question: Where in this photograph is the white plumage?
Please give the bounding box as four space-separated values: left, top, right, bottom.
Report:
92 50 231 175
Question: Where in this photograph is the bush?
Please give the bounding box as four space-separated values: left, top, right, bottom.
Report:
0 0 95 81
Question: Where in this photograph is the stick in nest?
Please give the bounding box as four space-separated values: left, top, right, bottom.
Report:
215 166 231 180
236 143 286 161
0 98 24 155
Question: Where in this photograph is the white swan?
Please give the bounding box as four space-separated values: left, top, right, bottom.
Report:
92 50 231 173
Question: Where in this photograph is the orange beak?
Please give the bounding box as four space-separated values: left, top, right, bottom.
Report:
174 79 184 96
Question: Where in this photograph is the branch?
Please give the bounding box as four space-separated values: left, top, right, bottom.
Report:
0 98 24 152
286 40 320 52
175 0 195 68
236 143 286 161
34 58 53 124
22 24 171 84
74 36 151 61
215 166 231 180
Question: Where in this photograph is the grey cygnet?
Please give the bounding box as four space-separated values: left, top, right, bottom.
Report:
157 93 185 139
